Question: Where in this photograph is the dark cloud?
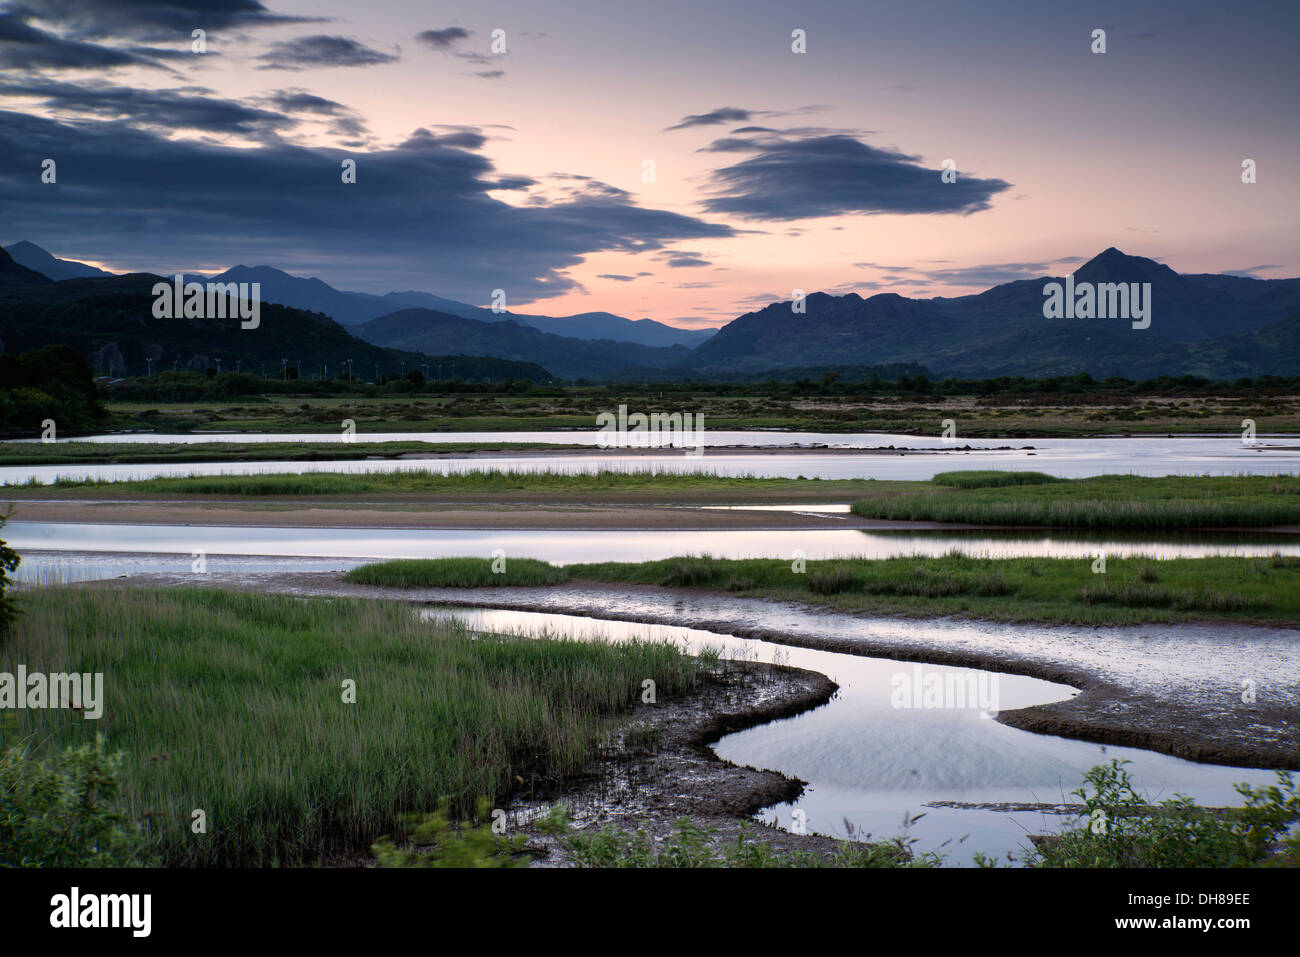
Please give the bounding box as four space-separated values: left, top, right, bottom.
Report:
665 105 825 132
657 250 711 268
597 274 636 282
265 89 348 114
471 69 504 79
908 257 1083 286
666 107 756 131
416 27 471 50
698 130 1011 221
1224 264 1282 278
261 88 370 139
10 0 319 41
0 12 164 70
0 79 293 135
0 110 734 300
257 35 397 70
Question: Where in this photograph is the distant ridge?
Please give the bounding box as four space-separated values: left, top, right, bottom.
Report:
3 241 112 281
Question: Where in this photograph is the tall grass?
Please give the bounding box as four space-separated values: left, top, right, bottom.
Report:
2 587 705 865
851 474 1300 529
37 468 878 497
344 552 1300 624
931 470 1061 489
344 557 565 588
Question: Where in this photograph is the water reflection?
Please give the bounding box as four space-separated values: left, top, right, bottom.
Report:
7 523 1300 570
421 606 1278 866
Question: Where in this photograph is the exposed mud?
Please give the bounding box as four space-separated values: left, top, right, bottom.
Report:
505 659 873 865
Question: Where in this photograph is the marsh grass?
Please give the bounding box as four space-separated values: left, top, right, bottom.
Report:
2 587 706 866
931 470 1061 489
37 468 879 498
344 557 564 588
851 474 1300 529
344 553 1300 625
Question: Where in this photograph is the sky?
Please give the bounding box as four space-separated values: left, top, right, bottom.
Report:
1 0 1297 329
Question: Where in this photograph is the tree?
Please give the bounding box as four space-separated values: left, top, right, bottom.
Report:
0 509 20 634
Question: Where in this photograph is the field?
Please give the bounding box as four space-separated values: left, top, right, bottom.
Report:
91 388 1300 438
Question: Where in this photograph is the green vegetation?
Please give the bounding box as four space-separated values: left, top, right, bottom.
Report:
0 345 105 434
852 473 1300 529
26 468 892 501
345 557 565 588
345 553 1300 625
0 510 19 632
931 470 1061 488
83 371 1300 437
1025 759 1300 868
0 734 150 867
533 810 936 868
372 767 1300 868
4 587 709 865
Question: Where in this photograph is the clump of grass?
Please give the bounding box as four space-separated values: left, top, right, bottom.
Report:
861 574 963 598
659 557 723 587
1080 582 1268 612
973 571 1011 596
809 567 859 595
931 471 1061 489
342 557 565 588
1137 564 1160 583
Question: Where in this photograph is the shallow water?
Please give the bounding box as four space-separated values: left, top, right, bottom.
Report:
4 433 1300 484
8 524 1300 574
420 606 1281 865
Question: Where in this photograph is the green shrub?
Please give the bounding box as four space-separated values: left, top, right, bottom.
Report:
0 510 19 634
0 734 149 867
1026 759 1300 868
371 800 529 868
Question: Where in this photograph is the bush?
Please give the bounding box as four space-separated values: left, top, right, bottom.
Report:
0 734 149 867
1026 759 1300 868
0 510 19 634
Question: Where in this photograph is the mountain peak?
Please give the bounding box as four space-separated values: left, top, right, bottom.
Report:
1074 247 1178 284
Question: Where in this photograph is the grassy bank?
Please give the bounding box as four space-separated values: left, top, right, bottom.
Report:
850 472 1300 530
1 587 709 865
345 553 1300 625
17 468 898 501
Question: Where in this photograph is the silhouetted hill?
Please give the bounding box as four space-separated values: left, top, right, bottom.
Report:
0 270 549 381
209 265 710 346
690 248 1300 378
3 241 113 281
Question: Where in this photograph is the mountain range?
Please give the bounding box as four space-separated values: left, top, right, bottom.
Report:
3 243 712 349
0 246 547 382
2 242 1298 381
686 248 1300 379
